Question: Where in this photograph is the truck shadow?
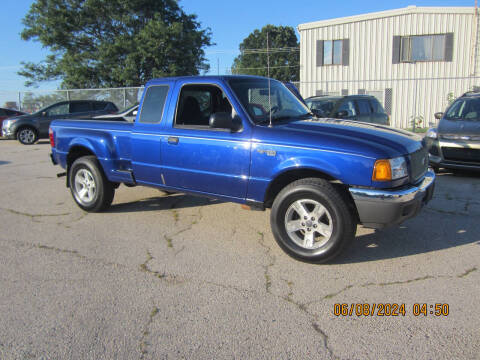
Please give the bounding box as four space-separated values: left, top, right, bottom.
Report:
333 172 480 264
106 193 224 213
333 220 479 264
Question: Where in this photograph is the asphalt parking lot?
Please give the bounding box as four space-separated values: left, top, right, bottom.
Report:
0 139 479 359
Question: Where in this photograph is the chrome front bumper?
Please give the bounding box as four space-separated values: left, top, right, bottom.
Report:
349 170 435 229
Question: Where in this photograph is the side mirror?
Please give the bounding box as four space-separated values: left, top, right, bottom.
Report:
132 110 138 116
434 112 443 120
210 112 242 132
209 112 233 129
311 109 323 118
336 110 348 118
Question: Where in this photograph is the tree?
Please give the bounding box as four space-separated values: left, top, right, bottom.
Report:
18 0 213 88
232 25 299 82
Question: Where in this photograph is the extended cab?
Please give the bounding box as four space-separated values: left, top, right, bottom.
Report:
49 76 435 263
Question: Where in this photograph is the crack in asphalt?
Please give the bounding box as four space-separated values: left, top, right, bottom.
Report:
458 267 477 278
163 206 204 250
2 238 127 270
1 207 71 219
253 232 338 358
139 250 186 284
139 307 160 360
313 270 478 301
256 231 275 294
279 281 339 359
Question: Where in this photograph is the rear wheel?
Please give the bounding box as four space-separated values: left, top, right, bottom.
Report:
270 178 356 263
17 127 37 145
69 156 114 212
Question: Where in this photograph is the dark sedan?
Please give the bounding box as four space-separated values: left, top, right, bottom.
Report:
305 95 390 126
2 100 118 145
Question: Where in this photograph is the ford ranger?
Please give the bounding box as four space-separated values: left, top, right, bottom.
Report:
49 76 435 263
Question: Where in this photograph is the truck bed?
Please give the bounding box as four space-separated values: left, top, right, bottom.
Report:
51 119 134 184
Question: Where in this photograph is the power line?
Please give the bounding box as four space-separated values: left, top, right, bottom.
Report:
232 64 301 71
242 47 300 54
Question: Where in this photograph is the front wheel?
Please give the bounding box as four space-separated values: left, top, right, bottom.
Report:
270 178 356 263
69 156 115 212
17 127 38 145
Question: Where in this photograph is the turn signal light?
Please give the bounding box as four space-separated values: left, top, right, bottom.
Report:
372 159 392 181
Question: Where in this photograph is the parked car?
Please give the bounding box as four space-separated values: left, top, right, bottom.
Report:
94 104 138 122
426 91 480 172
2 100 118 145
0 108 26 134
283 82 306 105
305 95 390 125
49 75 434 263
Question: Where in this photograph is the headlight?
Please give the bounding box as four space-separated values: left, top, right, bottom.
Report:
426 128 438 139
372 156 408 181
3 119 17 128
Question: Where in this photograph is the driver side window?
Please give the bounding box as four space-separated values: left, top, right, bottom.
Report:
175 84 233 128
47 103 69 116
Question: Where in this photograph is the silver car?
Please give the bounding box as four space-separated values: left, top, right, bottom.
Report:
426 92 480 172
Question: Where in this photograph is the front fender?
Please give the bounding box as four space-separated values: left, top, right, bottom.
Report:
247 145 375 203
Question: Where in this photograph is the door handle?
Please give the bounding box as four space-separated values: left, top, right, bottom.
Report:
167 136 179 145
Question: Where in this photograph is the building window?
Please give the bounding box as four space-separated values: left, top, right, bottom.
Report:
402 35 445 61
324 40 343 65
393 33 453 63
317 39 349 66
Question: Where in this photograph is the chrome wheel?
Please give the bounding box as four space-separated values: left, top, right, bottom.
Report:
18 129 36 144
284 199 333 250
74 168 96 204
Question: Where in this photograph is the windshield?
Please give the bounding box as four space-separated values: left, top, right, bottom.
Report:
305 99 339 117
228 78 310 124
445 98 480 121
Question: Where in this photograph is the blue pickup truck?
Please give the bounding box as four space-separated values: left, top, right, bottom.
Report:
50 76 435 263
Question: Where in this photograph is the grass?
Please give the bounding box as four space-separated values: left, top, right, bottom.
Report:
406 127 428 133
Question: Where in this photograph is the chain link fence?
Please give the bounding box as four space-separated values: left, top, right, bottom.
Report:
0 87 143 114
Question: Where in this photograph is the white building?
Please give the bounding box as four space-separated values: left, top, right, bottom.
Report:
298 6 480 128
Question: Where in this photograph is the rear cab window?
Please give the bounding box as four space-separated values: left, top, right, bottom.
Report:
139 85 169 123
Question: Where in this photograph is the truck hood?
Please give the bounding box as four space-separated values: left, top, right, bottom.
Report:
438 119 480 136
258 118 423 159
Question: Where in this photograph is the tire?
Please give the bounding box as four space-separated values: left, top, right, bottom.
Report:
17 127 38 145
69 156 115 212
270 178 356 263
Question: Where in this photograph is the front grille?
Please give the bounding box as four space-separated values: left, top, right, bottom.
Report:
442 147 480 163
410 147 428 182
